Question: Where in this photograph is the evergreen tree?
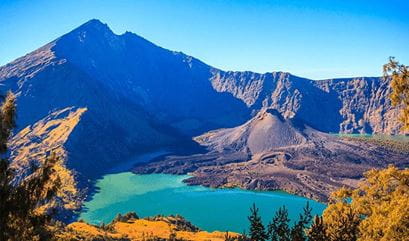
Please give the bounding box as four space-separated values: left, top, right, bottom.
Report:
268 206 291 241
225 231 236 241
248 203 268 241
290 202 313 241
306 216 328 241
0 92 18 240
0 92 69 240
237 233 252 241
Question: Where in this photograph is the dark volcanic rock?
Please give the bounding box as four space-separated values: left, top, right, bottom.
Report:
133 109 409 202
0 19 406 185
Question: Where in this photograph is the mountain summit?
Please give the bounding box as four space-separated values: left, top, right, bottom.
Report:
195 108 310 154
0 19 252 177
134 108 408 201
0 19 404 182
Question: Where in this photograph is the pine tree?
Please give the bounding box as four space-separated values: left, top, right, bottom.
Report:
237 233 252 241
248 203 268 241
0 92 18 240
268 206 291 241
290 202 313 241
225 231 236 241
0 92 70 240
306 216 328 241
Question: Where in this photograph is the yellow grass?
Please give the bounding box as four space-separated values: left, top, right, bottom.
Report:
66 217 238 241
10 107 87 210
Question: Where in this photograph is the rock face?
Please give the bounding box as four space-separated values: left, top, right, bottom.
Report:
211 71 403 134
0 20 249 178
133 109 409 202
0 19 405 181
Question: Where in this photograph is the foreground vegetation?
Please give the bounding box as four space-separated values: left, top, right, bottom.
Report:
245 166 409 241
61 214 236 241
1 59 408 240
384 57 409 131
53 165 408 241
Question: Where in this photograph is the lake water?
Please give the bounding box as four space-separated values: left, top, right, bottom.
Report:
79 172 326 233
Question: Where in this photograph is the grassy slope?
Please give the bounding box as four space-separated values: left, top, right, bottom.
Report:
62 216 237 241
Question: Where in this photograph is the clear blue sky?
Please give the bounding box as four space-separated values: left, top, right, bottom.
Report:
0 0 408 79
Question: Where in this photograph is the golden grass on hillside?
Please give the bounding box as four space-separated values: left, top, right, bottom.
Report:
62 215 238 241
10 107 87 210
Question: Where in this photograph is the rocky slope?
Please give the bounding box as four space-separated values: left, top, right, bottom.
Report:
211 71 403 134
0 20 248 178
133 109 409 202
0 19 405 184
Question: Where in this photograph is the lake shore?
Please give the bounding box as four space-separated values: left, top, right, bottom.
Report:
79 172 326 232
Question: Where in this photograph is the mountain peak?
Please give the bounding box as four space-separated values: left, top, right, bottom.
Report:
262 108 285 121
60 19 115 43
77 19 111 32
51 19 120 59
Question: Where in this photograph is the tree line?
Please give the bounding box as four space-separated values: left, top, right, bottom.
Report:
245 202 313 241
224 56 409 241
242 164 408 241
0 58 408 240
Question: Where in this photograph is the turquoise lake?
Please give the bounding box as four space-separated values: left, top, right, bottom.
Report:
79 172 326 233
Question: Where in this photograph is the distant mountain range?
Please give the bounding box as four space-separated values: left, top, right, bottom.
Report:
0 19 404 184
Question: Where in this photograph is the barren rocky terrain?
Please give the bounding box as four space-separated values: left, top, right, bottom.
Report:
1 19 408 200
133 109 409 202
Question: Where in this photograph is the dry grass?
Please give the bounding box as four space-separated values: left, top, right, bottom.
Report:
63 216 237 241
10 107 87 210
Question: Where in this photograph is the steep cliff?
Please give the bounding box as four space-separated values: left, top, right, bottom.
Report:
0 19 404 181
0 20 248 177
211 71 403 134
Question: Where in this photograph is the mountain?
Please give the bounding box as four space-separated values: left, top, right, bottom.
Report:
9 107 84 213
194 109 310 153
211 71 402 134
133 109 409 201
0 19 249 179
0 19 405 183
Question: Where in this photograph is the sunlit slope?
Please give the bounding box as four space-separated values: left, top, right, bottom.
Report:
9 107 86 211
0 18 405 184
63 215 237 241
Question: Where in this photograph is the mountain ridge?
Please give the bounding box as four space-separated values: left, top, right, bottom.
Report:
133 108 409 201
1 19 401 135
0 19 405 186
